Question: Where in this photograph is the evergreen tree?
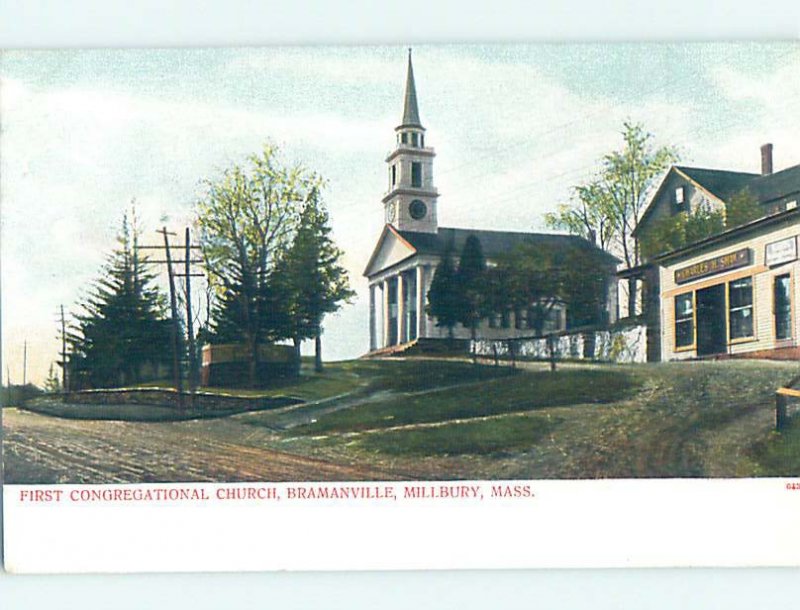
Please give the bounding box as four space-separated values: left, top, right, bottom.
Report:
426 244 459 342
43 363 61 393
69 211 171 388
455 235 488 356
276 189 354 371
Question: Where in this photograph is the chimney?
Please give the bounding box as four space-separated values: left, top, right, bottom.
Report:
761 143 773 175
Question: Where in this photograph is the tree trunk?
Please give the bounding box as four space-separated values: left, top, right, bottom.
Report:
491 343 499 367
293 337 302 368
509 339 517 369
627 276 637 319
547 334 557 372
314 333 323 373
247 334 259 389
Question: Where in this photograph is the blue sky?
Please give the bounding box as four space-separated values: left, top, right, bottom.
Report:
2 42 799 384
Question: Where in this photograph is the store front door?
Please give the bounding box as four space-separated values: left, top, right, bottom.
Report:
696 283 727 356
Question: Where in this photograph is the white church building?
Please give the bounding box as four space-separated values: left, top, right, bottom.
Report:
363 52 619 353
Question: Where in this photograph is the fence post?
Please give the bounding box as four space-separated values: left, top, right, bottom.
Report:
776 393 788 432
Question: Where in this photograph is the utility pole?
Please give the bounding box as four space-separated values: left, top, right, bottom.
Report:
143 228 204 408
22 340 27 386
184 227 197 406
60 305 68 392
158 227 184 409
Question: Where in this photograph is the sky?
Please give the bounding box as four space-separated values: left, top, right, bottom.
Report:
2 42 799 385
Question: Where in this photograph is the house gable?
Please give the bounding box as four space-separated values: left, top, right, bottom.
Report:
363 225 418 278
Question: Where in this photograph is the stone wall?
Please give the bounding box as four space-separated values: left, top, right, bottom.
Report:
61 388 302 410
473 324 647 364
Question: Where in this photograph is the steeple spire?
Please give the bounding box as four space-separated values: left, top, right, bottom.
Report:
400 48 422 128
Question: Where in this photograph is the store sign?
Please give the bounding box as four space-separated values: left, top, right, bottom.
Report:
765 236 798 267
674 248 751 284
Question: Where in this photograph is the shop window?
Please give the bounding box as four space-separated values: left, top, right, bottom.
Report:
728 277 754 340
674 293 694 348
501 310 511 329
775 274 792 340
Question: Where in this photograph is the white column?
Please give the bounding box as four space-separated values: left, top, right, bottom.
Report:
369 284 377 352
382 280 391 348
397 273 406 345
416 265 426 338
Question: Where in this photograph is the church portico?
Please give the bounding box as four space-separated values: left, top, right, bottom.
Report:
368 261 435 350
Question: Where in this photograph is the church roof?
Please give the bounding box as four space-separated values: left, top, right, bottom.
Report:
398 227 619 265
399 50 423 129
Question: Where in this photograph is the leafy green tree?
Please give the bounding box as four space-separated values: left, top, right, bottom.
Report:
640 205 725 260
725 188 762 228
548 122 678 314
275 188 354 372
544 181 616 251
426 244 459 342
69 212 171 388
496 243 610 370
196 144 318 387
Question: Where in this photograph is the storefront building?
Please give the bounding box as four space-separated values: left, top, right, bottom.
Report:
657 208 800 361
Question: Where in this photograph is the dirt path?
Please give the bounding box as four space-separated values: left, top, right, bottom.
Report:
2 408 400 484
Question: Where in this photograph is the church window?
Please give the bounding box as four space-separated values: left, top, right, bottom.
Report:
391 164 396 186
514 309 526 330
411 162 422 187
401 133 408 145
420 134 425 147
411 132 419 147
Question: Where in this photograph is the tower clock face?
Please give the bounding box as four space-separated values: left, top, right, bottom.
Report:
409 199 427 220
387 204 397 223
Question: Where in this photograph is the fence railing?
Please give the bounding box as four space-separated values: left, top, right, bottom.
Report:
775 372 800 431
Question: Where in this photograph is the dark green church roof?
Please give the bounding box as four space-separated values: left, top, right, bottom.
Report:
398 227 619 265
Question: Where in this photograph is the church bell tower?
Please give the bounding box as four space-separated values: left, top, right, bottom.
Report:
382 49 438 234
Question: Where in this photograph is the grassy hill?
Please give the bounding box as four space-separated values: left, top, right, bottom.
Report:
8 357 800 480
237 358 800 479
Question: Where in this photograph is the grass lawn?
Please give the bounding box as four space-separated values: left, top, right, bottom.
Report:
291 368 638 435
355 413 558 456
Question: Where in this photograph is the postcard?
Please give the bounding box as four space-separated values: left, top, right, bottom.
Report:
2 42 800 573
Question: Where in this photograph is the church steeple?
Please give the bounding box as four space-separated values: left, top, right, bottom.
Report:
382 49 439 234
400 49 422 129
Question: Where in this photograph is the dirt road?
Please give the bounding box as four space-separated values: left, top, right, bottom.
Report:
2 408 399 484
